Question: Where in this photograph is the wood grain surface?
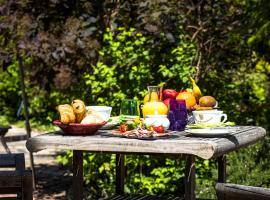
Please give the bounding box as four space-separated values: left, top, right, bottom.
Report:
26 126 266 159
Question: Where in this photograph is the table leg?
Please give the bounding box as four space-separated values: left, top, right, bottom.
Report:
218 155 226 183
73 150 83 200
116 154 125 194
185 155 196 200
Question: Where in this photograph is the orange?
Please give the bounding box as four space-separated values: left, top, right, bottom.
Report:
176 92 196 108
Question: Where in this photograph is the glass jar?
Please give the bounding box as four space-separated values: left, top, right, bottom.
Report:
142 86 168 117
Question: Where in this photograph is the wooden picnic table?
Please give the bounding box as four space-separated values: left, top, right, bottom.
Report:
26 126 266 200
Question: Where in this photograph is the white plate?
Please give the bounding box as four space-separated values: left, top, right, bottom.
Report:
185 128 238 136
100 122 118 130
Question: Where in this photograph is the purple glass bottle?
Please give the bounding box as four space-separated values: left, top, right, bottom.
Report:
168 99 188 131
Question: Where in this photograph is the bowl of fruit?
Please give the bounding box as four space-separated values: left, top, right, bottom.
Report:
53 120 106 135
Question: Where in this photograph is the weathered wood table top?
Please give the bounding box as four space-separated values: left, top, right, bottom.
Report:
26 126 266 159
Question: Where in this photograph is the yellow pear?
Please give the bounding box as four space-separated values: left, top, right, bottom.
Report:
189 77 202 101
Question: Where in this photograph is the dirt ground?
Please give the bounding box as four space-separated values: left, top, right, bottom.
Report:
33 164 72 200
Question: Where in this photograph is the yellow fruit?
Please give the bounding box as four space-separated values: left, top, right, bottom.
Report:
143 92 159 104
195 106 213 110
199 96 216 107
190 77 202 101
142 102 168 116
176 92 197 108
186 88 193 93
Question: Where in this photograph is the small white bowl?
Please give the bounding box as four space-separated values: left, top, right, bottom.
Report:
86 106 112 121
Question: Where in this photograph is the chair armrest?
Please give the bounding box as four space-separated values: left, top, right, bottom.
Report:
216 183 270 200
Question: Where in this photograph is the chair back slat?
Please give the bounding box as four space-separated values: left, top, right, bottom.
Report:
0 171 22 189
0 154 25 170
0 153 32 199
14 154 25 170
0 154 16 168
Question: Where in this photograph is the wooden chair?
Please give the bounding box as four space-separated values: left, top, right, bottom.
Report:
0 153 33 200
216 183 270 200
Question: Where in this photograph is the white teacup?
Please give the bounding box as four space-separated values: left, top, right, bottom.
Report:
192 110 227 124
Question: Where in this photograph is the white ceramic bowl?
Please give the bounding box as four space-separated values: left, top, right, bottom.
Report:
86 106 112 121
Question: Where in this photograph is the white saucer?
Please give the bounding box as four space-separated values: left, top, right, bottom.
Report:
185 128 238 136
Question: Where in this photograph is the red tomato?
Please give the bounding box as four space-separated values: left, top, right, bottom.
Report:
119 124 128 133
153 125 165 133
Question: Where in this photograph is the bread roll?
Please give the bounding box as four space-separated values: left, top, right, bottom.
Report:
81 114 104 124
57 104 76 124
71 99 86 123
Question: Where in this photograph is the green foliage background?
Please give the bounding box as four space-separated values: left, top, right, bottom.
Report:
1 0 270 199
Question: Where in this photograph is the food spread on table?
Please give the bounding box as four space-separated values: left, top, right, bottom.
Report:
53 76 236 137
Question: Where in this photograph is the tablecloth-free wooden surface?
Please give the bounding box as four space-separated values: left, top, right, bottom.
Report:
26 126 266 159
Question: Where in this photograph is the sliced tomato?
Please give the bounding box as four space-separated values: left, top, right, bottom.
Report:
119 124 128 133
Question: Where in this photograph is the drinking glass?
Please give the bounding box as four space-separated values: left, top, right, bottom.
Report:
120 99 139 119
168 99 188 131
